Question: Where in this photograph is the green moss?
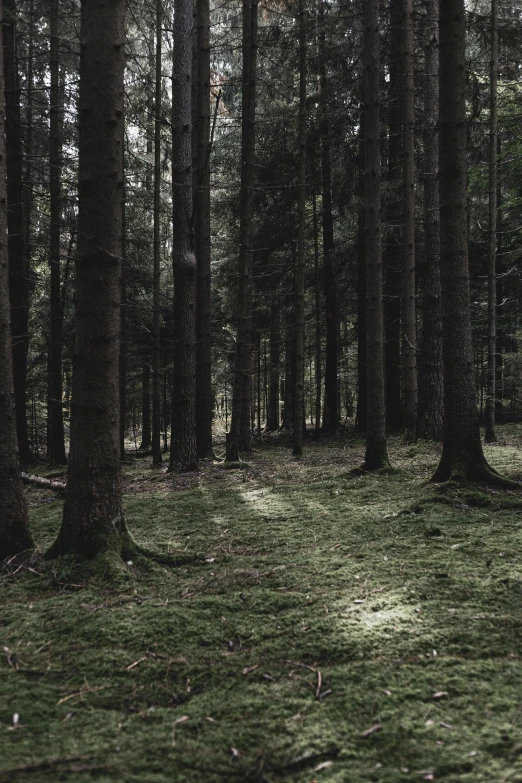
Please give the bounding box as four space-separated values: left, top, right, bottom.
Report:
2 427 522 781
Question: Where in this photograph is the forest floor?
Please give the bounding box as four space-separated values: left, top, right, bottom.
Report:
2 426 522 783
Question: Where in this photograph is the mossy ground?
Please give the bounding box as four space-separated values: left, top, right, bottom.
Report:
2 427 522 782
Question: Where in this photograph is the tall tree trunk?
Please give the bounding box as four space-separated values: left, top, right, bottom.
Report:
485 0 498 444
119 150 127 459
0 0 33 558
169 0 198 473
432 0 513 486
417 0 443 440
312 181 322 434
384 0 403 432
3 0 31 465
140 359 151 449
152 0 163 467
194 0 213 459
226 0 258 461
293 0 306 457
266 303 280 431
355 106 367 431
401 0 417 441
363 0 389 471
48 0 67 464
47 0 134 560
318 0 338 434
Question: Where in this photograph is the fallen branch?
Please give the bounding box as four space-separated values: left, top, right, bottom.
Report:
21 473 66 492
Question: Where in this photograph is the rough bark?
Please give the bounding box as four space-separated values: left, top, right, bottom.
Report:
194 0 214 459
363 0 389 471
0 0 33 558
485 0 498 444
3 0 31 465
140 359 151 449
47 0 133 560
293 0 306 458
169 0 198 473
401 0 417 441
384 0 402 432
48 0 67 464
355 107 367 432
226 0 258 462
432 0 514 487
318 0 338 434
312 182 322 434
417 0 443 440
152 0 162 467
266 303 280 431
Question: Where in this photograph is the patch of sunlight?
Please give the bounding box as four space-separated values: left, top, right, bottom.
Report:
335 592 417 638
238 486 298 519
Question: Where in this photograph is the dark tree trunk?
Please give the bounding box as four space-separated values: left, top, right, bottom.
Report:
312 181 322 434
169 0 198 473
152 0 162 467
194 0 213 460
140 359 151 450
363 0 389 471
432 0 512 486
0 0 33 558
318 0 338 434
355 107 367 432
3 0 31 465
48 0 67 464
384 0 402 432
119 154 127 460
293 0 306 458
401 0 417 441
226 0 258 461
47 0 133 560
485 0 498 444
417 0 443 440
266 304 280 431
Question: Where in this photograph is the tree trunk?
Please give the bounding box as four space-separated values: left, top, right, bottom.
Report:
355 106 367 432
169 0 198 473
363 0 389 471
312 181 322 434
194 0 213 460
417 0 443 440
485 0 498 444
119 150 127 460
152 0 163 467
226 0 258 462
401 0 417 441
266 303 280 431
47 0 133 560
384 0 402 432
318 0 338 434
0 0 33 557
432 0 513 486
140 359 151 449
3 0 31 466
48 0 67 464
293 0 306 458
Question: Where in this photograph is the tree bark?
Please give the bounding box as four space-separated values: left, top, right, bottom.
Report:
417 0 443 440
266 303 280 431
152 0 163 467
312 181 322 434
194 0 214 459
226 0 258 461
384 0 402 432
318 0 338 434
3 0 31 466
293 0 307 457
485 0 498 443
355 106 367 432
48 0 67 464
0 0 33 558
401 0 417 441
169 0 198 473
432 0 513 486
363 0 389 471
47 0 133 560
140 359 151 449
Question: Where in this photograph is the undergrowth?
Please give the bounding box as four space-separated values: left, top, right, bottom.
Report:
1 427 522 782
